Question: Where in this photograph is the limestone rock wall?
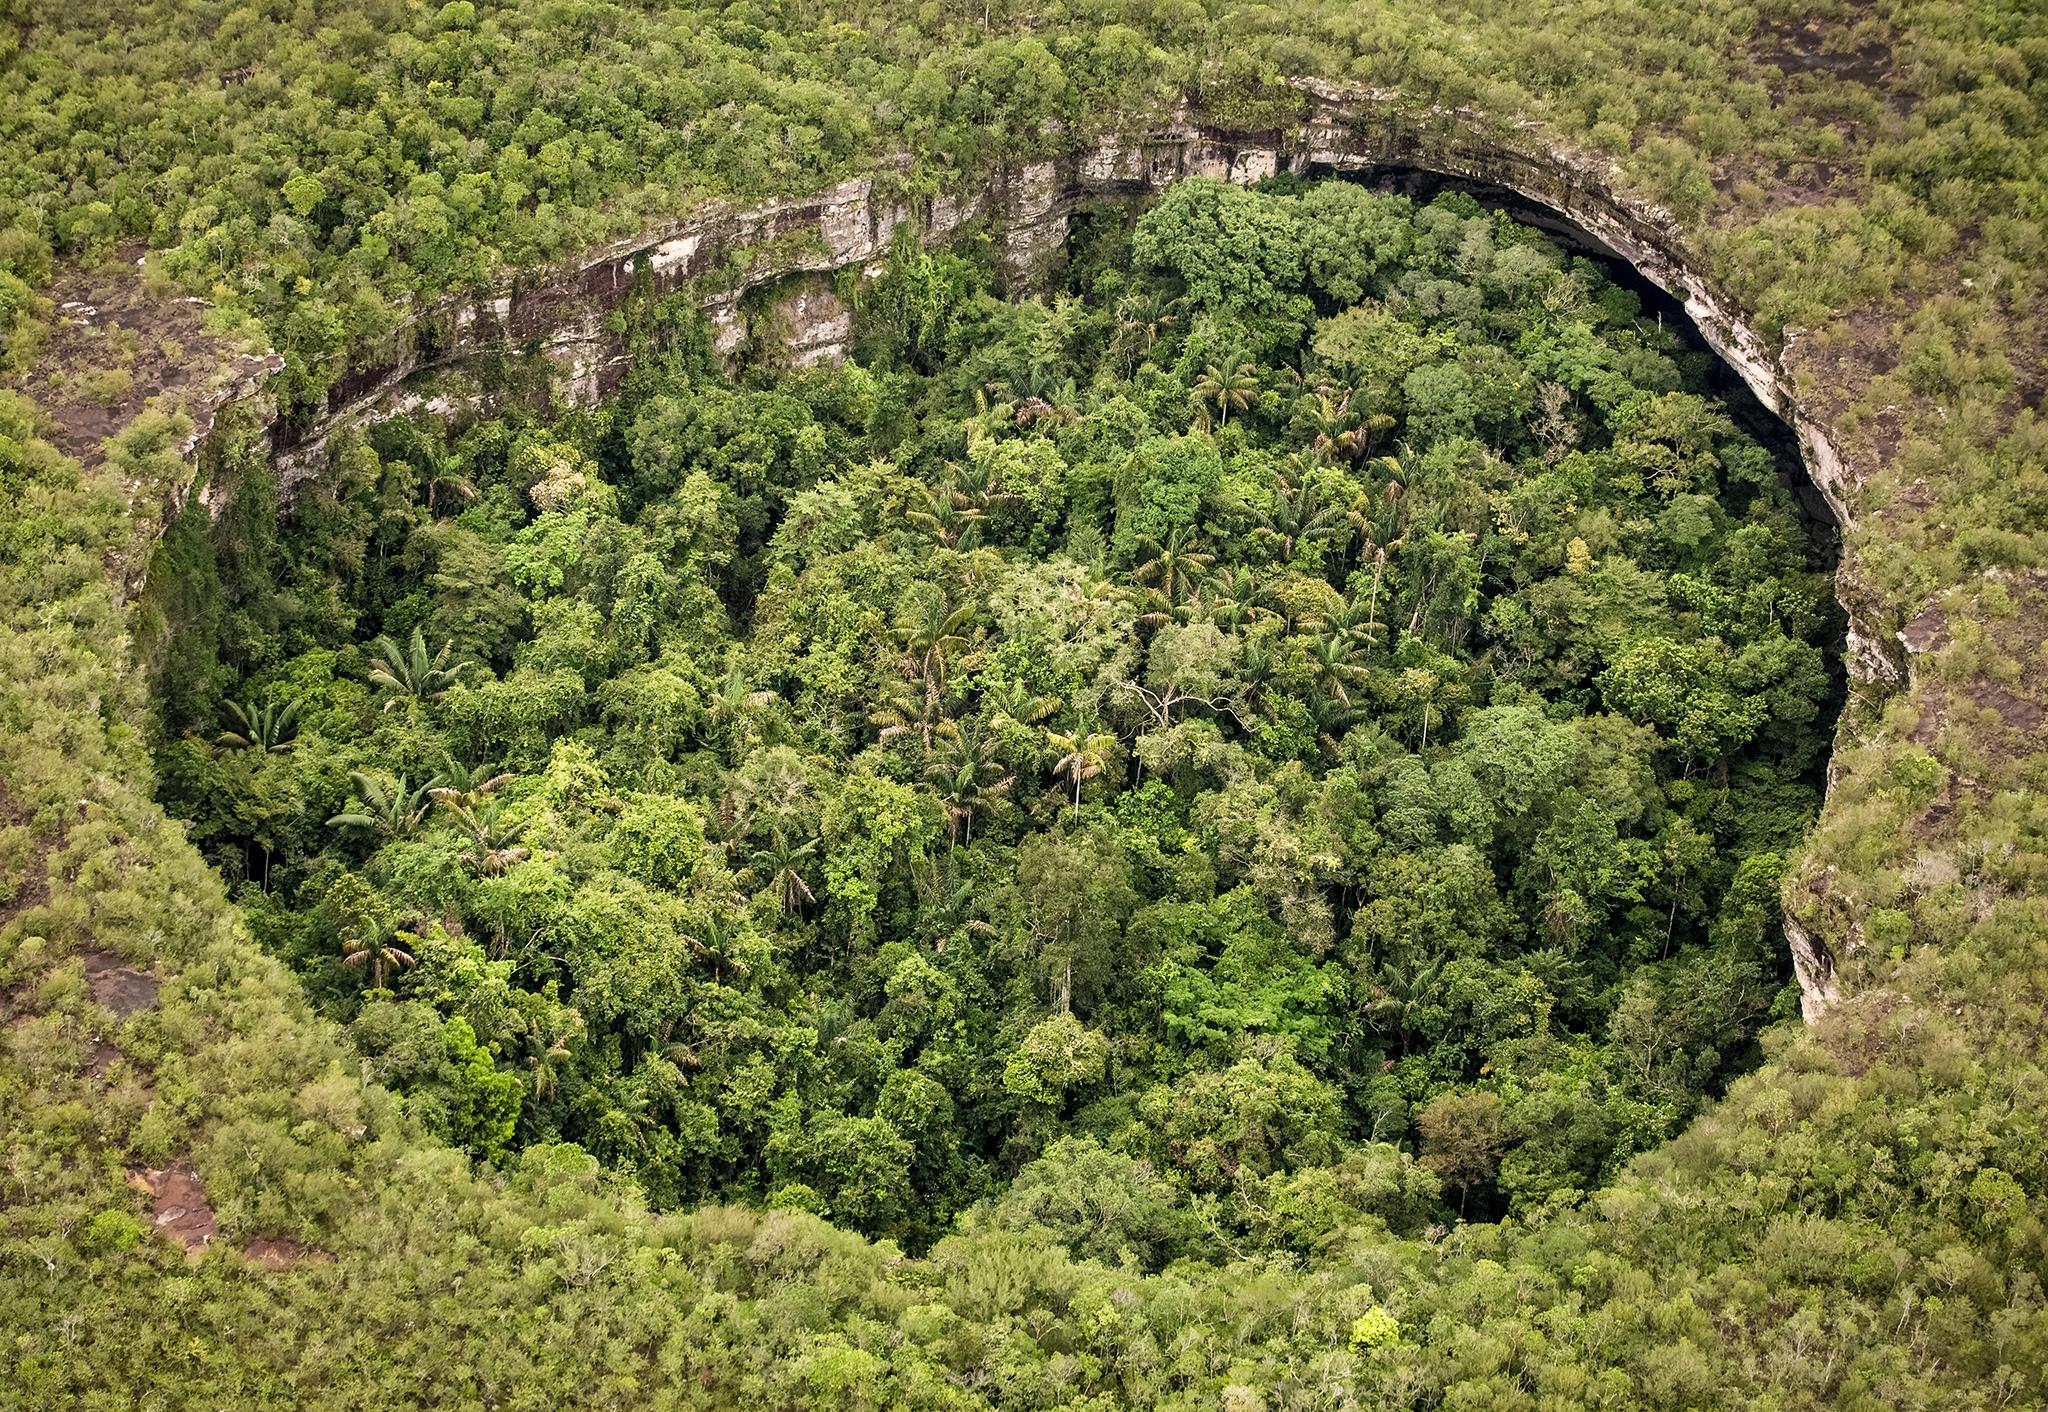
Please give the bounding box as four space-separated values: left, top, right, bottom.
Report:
270 83 1858 541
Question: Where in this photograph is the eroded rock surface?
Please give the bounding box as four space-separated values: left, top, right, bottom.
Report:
83 950 159 1018
1784 915 1843 1023
265 83 1856 547
127 1162 218 1257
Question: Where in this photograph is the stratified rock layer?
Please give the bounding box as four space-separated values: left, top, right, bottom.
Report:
267 86 1855 536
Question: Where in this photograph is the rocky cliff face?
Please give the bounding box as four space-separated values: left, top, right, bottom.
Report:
270 83 1858 534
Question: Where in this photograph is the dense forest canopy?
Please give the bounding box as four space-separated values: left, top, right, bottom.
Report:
2 0 2041 424
144 180 1842 1249
4 0 2047 1406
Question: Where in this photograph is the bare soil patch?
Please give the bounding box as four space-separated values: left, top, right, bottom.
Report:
1752 18 1895 91
1899 573 2048 844
127 1161 218 1257
83 949 159 1018
6 238 275 472
85 1037 125 1078
241 1236 331 1269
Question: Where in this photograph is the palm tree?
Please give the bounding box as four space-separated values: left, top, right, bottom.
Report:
894 594 977 703
913 856 996 953
1399 665 1451 751
1309 692 1367 754
875 593 978 747
366 627 466 712
1208 566 1279 631
427 757 515 815
870 677 958 750
1193 348 1258 428
1012 391 1080 430
706 797 754 866
961 388 1013 449
446 798 529 877
327 771 438 840
1309 632 1368 708
1294 386 1361 465
1015 295 1088 401
1110 287 1177 373
341 928 417 991
1352 536 1404 650
1294 385 1394 465
217 697 301 753
946 457 1021 521
984 679 1060 732
681 911 740 984
706 658 778 756
1133 529 1215 610
906 480 985 550
1232 635 1279 722
925 722 1014 846
1364 956 1445 1054
1372 445 1421 542
1046 728 1116 820
396 419 477 514
1252 468 1346 563
752 827 819 913
1321 589 1388 656
524 1026 578 1101
425 465 477 515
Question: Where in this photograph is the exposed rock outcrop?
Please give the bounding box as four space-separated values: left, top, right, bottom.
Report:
1783 914 1843 1023
266 82 1856 536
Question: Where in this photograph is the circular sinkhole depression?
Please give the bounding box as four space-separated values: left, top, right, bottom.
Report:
135 172 1847 1252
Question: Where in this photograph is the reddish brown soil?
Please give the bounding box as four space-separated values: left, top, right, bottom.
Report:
6 239 267 471
127 1161 218 1257
83 949 158 1018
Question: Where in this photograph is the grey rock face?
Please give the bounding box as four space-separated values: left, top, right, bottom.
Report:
1783 914 1843 1023
270 88 1856 537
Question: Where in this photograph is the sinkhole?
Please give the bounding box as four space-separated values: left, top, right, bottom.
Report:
135 169 1846 1249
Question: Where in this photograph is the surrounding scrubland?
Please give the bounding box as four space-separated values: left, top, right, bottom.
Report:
2 0 2046 1408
